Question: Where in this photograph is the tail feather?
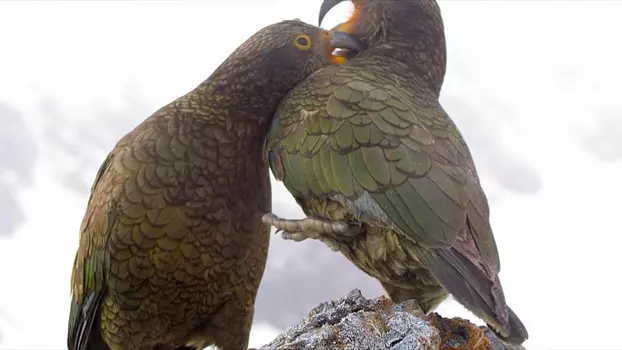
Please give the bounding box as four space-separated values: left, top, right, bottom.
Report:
505 306 529 344
68 291 107 350
413 246 528 344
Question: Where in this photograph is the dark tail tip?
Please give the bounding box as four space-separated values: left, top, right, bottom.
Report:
501 306 529 344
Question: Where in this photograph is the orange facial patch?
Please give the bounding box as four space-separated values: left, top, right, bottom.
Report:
338 3 361 33
331 55 348 64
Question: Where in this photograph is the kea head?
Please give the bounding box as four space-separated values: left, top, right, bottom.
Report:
318 0 447 93
223 20 365 85
319 0 444 46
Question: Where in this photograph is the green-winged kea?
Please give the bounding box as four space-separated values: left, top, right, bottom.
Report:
262 0 529 345
67 19 363 350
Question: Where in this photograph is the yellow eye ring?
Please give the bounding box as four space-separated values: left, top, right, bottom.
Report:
294 34 312 51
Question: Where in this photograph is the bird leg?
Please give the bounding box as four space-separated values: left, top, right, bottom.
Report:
261 213 361 251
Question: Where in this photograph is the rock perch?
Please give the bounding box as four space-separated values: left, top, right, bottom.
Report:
252 290 527 350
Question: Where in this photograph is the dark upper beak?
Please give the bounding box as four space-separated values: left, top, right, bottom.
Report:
329 30 365 54
319 0 345 27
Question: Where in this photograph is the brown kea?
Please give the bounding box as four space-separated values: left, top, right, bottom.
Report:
262 0 529 345
66 20 363 350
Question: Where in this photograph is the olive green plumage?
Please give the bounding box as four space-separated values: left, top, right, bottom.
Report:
264 0 528 345
67 20 358 350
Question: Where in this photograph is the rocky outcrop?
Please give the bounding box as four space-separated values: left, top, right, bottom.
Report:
252 289 526 350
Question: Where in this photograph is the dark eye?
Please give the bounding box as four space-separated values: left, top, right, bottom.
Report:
296 36 308 46
294 34 312 51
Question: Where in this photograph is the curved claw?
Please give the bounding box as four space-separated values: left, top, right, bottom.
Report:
264 212 361 252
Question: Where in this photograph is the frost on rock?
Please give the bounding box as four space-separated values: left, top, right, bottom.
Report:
252 289 527 350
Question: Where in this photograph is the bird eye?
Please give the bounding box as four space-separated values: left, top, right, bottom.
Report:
294 34 312 51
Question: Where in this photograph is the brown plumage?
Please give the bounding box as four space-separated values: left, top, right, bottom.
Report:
262 0 528 345
66 20 363 350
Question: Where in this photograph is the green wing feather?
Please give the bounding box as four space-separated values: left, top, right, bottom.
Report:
268 62 490 252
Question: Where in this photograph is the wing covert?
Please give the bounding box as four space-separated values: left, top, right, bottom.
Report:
267 64 468 248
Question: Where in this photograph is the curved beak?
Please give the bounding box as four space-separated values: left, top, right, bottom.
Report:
329 30 365 54
319 0 345 26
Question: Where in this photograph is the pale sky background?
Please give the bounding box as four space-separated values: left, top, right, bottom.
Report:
0 1 621 349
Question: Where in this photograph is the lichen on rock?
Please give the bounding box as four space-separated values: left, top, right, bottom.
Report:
252 289 527 350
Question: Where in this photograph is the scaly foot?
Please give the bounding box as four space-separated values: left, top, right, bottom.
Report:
261 213 361 251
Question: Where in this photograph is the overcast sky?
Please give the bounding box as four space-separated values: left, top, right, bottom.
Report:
0 1 621 349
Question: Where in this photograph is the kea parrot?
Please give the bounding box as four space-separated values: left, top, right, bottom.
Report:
67 20 363 350
262 0 529 345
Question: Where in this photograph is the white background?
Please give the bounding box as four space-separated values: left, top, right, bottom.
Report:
0 1 621 349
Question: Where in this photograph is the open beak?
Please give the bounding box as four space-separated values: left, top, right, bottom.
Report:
321 0 364 62
329 30 365 55
319 0 345 27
